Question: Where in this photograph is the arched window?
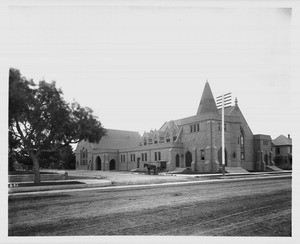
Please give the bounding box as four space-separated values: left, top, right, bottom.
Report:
240 128 245 160
185 151 192 167
143 137 147 145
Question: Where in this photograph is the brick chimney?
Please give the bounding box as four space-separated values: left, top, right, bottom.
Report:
288 134 290 139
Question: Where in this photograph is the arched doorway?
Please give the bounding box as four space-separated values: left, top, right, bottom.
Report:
218 148 228 166
96 156 101 170
185 151 192 167
109 159 116 170
264 154 268 165
176 154 180 167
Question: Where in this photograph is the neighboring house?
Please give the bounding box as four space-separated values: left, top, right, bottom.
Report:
272 135 292 169
76 82 274 173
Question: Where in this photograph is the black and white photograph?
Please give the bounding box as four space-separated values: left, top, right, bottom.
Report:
2 0 299 243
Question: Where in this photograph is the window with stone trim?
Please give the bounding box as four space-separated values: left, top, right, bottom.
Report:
154 152 161 161
201 150 205 160
80 148 88 165
240 128 245 160
263 140 269 146
130 154 136 162
190 123 200 133
120 155 126 162
141 153 148 162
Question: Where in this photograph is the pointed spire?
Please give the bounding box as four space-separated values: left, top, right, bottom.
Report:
235 97 238 106
196 81 217 115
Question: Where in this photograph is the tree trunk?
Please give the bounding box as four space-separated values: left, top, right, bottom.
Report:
31 153 41 184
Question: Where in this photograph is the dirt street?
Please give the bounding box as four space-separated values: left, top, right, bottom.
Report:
8 177 291 236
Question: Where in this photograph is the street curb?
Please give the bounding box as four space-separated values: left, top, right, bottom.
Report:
8 179 112 194
8 174 291 196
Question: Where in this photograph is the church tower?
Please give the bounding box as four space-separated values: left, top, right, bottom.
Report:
196 81 218 115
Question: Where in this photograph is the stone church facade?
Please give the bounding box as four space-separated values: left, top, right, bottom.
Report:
75 82 274 173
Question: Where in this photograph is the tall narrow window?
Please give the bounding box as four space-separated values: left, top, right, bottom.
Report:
176 154 180 167
197 124 200 131
240 128 245 160
201 150 205 160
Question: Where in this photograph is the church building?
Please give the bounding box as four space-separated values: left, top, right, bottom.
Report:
75 82 274 173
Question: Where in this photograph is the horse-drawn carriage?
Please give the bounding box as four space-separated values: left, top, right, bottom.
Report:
144 161 167 175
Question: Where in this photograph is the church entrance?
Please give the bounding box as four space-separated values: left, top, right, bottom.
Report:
218 148 228 166
109 159 116 170
185 151 192 168
96 156 101 170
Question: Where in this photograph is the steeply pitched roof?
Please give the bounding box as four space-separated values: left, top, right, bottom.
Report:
159 120 181 131
273 135 292 146
196 82 218 115
92 129 141 150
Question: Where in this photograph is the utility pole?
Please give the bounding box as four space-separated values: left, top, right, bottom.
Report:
216 92 231 177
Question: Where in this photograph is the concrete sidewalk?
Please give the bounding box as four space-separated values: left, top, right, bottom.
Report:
8 169 292 194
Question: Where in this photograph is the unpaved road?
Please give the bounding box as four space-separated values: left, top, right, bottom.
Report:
8 177 291 236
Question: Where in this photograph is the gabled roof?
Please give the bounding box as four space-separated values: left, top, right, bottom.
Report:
92 129 141 150
159 120 181 131
196 81 218 115
273 135 292 146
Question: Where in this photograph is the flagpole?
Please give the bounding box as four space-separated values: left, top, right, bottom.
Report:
216 92 231 177
222 94 225 177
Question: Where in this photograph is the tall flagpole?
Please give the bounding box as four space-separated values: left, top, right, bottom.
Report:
222 94 225 177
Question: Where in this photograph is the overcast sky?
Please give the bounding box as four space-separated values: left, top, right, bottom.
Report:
7 2 293 140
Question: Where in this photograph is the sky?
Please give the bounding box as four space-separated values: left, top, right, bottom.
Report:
6 1 294 140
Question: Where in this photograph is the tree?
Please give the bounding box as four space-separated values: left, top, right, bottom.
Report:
9 68 106 183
